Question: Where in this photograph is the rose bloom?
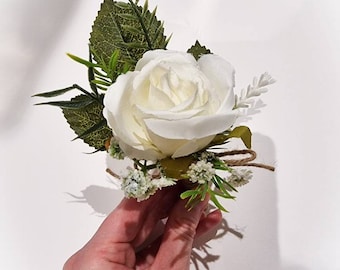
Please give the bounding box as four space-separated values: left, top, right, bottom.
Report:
103 49 236 161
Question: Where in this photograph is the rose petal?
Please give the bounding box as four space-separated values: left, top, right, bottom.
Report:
144 113 237 140
104 72 148 146
172 136 215 158
137 49 196 67
134 104 203 121
198 54 235 108
104 49 237 161
118 139 164 161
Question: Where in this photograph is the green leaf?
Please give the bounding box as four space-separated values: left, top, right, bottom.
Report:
88 48 99 96
33 86 77 98
187 40 212 60
142 0 149 16
208 134 229 147
89 0 168 82
34 84 99 103
213 175 235 198
35 99 95 109
160 156 195 179
108 49 121 72
182 186 203 211
67 53 101 68
224 181 238 193
226 126 252 149
91 79 112 87
212 158 230 171
62 95 112 150
72 119 107 141
180 189 200 200
209 190 228 212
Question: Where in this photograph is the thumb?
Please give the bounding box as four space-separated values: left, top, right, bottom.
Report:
152 197 209 269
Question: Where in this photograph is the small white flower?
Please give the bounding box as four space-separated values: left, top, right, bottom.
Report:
187 160 215 184
198 151 216 161
153 175 176 189
227 168 252 187
121 169 156 201
121 169 176 201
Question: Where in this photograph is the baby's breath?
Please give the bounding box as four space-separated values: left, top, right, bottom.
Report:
187 160 215 184
121 169 176 201
198 151 216 162
153 175 176 189
121 169 156 201
227 168 253 187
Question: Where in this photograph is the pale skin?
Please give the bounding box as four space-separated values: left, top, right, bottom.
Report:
63 186 222 270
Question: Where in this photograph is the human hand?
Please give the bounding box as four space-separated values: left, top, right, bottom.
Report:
63 186 222 270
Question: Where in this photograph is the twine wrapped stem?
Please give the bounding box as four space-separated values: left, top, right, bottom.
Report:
216 149 275 171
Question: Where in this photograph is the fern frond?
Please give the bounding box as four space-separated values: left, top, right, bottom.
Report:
234 72 275 109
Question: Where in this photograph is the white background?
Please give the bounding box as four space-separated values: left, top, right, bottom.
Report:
1 0 340 269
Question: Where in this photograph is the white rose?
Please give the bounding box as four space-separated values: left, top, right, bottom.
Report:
103 49 236 161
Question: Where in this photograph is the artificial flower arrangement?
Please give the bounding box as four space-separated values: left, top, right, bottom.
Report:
34 0 275 211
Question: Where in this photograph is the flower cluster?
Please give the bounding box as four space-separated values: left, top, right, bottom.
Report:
34 0 275 211
226 169 253 187
121 168 175 201
187 160 215 184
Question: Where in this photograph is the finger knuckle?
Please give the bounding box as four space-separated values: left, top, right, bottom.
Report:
170 216 198 241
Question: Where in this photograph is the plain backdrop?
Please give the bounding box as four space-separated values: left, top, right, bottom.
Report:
1 0 340 269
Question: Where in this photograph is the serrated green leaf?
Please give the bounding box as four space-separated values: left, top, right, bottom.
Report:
89 0 168 82
120 41 149 49
114 1 130 8
187 40 212 60
226 126 252 149
121 24 143 35
152 22 165 44
62 95 112 150
149 6 157 19
117 13 139 21
142 0 149 15
72 119 107 141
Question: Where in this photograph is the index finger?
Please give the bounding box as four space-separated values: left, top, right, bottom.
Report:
93 186 182 246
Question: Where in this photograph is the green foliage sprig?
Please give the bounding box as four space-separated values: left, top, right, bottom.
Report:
34 0 169 151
